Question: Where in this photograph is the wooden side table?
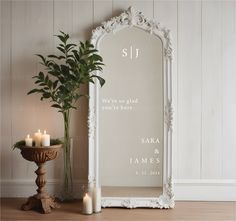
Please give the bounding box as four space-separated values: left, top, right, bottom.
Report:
19 145 61 214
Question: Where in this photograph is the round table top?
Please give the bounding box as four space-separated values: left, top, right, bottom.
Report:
19 145 62 163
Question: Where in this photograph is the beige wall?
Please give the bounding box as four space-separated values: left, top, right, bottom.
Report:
1 0 236 199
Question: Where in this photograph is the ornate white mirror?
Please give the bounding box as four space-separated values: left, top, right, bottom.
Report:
88 7 174 209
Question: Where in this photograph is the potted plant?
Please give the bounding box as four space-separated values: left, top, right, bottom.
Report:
28 31 105 200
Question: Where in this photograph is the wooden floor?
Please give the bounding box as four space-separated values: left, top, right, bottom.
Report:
1 198 235 221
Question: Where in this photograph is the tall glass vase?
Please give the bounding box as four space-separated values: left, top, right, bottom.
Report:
61 110 73 201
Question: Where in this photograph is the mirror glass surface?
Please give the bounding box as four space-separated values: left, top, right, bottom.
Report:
99 27 163 197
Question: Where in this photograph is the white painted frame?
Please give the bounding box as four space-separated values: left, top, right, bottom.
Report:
88 7 174 209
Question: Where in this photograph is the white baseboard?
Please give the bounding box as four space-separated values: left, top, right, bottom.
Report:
1 179 236 201
174 179 236 201
0 179 87 199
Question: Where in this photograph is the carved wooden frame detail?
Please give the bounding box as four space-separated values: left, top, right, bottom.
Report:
88 6 174 209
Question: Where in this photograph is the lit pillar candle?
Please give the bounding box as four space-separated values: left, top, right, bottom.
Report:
34 129 42 147
83 193 93 215
25 134 33 147
93 186 101 213
42 130 50 147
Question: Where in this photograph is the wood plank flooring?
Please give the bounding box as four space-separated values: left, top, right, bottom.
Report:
1 198 235 221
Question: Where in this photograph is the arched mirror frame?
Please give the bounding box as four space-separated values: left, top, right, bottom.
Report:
88 7 174 209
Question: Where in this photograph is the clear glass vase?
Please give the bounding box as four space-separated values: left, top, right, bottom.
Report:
60 110 74 201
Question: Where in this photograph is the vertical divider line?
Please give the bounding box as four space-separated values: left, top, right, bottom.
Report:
176 0 179 179
200 0 203 179
92 0 95 29
52 0 55 51
10 0 13 180
92 0 94 184
70 1 73 34
153 0 154 19
53 0 54 36
72 0 74 33
112 0 114 17
220 0 223 179
0 1 1 180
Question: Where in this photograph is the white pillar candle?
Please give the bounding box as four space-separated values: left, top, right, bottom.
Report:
25 134 33 147
34 129 42 147
93 186 101 213
42 130 50 147
83 193 93 215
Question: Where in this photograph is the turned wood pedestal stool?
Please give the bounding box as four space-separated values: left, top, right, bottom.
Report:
19 146 61 214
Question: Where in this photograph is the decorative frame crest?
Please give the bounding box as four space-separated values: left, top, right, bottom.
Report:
88 6 174 208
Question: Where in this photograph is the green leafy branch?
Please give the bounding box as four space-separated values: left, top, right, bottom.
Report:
28 31 105 113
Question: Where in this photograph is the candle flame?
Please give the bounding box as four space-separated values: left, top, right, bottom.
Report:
27 134 30 138
44 130 46 134
38 129 41 133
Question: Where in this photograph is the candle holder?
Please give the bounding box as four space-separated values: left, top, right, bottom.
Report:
19 145 62 214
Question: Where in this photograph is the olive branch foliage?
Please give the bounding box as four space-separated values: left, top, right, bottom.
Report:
28 31 105 113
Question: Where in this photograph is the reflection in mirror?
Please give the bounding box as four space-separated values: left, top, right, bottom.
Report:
99 27 163 198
